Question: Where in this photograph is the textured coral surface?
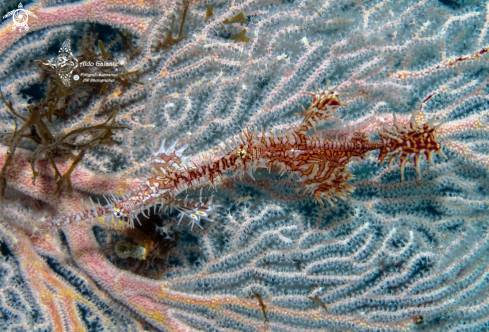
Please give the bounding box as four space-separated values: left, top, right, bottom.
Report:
1 0 489 331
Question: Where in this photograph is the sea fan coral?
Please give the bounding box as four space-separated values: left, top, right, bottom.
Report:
1 0 489 331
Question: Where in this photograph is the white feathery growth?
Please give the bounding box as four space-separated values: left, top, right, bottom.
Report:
134 214 142 226
109 191 119 202
224 139 233 151
152 139 190 168
89 196 97 211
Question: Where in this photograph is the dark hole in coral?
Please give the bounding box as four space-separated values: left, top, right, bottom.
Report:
77 303 104 332
134 206 167 231
59 229 67 243
20 83 46 103
444 220 463 232
423 203 444 218
45 38 63 55
88 195 109 206
438 0 475 9
0 240 12 260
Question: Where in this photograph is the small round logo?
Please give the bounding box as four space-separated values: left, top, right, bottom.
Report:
73 74 79 81
3 3 38 32
119 60 125 65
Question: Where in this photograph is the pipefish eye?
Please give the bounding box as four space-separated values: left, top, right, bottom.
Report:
236 148 247 159
113 208 126 218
